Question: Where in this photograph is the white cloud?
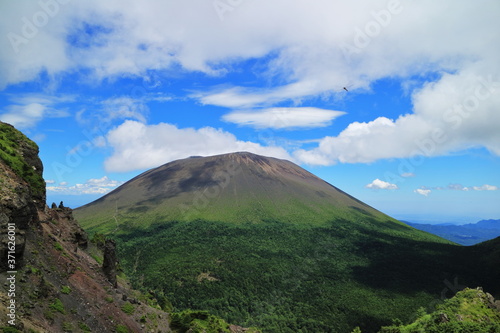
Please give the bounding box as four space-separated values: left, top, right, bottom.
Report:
76 96 149 129
101 97 149 123
447 184 469 191
0 94 71 129
46 176 123 195
1 1 500 163
0 103 45 129
1 1 498 97
472 184 499 191
222 107 346 129
365 178 398 190
294 72 500 165
104 120 293 172
416 183 498 193
76 93 172 133
414 189 431 196
45 179 56 184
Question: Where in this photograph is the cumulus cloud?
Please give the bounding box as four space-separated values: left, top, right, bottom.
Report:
222 107 346 129
414 189 431 197
104 120 293 172
365 178 398 190
294 73 500 165
46 176 123 195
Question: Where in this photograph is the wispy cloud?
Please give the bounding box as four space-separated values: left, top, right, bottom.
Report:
414 183 499 196
0 94 72 129
401 172 415 178
76 93 172 132
222 107 346 129
46 176 123 195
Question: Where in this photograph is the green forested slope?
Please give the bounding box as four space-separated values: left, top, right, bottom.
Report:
91 216 492 332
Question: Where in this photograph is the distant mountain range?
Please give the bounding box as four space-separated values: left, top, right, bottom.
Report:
402 219 500 245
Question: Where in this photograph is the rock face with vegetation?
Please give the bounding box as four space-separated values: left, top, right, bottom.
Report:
0 121 257 333
0 121 44 271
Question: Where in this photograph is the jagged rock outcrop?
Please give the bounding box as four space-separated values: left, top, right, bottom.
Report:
47 206 89 249
102 238 118 288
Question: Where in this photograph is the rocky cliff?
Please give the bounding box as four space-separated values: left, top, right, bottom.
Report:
0 121 44 272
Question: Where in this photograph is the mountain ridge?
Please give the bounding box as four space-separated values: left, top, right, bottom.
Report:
403 219 500 245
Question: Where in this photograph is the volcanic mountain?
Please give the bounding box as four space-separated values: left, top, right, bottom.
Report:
74 152 500 333
77 152 407 230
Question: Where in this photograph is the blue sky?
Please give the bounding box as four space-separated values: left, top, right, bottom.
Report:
1 0 499 223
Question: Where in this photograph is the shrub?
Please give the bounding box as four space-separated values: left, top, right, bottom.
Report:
1 327 20 333
116 324 129 333
121 302 135 315
50 298 66 314
61 286 71 294
62 322 73 332
78 322 91 332
54 242 64 251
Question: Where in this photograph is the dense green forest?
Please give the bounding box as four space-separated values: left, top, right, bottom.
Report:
92 217 498 332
